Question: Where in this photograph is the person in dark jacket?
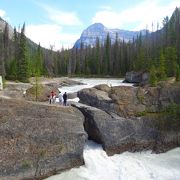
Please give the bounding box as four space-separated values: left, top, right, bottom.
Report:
63 92 67 106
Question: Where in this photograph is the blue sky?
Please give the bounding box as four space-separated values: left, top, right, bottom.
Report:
0 0 180 49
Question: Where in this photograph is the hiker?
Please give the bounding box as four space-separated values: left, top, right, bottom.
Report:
47 95 51 104
63 92 67 106
50 90 56 104
58 91 63 105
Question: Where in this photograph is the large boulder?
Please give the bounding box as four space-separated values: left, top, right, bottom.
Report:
72 103 180 155
78 86 145 117
2 82 32 99
78 82 180 117
0 98 87 180
25 84 53 102
125 71 149 83
77 87 115 114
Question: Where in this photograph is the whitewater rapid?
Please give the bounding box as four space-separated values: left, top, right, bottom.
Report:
47 78 180 180
46 141 180 180
58 78 132 102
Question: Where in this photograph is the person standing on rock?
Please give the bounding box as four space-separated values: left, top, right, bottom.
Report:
50 90 56 104
58 91 63 105
63 92 67 106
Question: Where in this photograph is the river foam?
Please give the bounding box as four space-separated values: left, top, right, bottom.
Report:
45 141 180 180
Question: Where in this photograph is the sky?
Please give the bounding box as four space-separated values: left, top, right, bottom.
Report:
0 0 180 50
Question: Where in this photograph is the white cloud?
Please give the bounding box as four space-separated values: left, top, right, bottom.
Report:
0 9 6 18
92 10 123 28
25 3 83 49
92 0 180 30
39 3 82 26
26 24 79 49
100 6 113 11
0 9 11 22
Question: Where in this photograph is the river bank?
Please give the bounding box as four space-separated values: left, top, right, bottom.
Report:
0 77 179 180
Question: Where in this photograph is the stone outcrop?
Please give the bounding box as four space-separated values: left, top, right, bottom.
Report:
0 98 87 180
76 81 180 155
125 71 149 84
25 84 52 102
78 82 180 117
72 103 180 155
1 82 32 99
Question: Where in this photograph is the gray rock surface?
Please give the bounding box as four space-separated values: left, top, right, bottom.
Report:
0 98 87 180
72 103 180 155
125 71 149 83
78 82 180 117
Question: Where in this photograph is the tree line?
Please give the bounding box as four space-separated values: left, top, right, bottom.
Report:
67 7 180 84
0 7 180 83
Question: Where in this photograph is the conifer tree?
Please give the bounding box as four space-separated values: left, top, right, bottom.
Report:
158 51 167 80
150 65 157 86
17 23 29 82
164 47 177 77
104 33 111 74
95 37 100 74
0 30 5 77
176 65 180 81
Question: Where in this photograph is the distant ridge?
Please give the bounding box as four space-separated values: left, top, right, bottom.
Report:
74 23 147 48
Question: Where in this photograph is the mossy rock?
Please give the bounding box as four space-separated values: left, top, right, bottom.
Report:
25 84 54 102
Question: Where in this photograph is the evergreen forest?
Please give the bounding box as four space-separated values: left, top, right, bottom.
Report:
0 7 180 83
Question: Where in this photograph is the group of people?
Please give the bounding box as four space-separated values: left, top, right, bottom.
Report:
48 90 67 106
58 91 67 106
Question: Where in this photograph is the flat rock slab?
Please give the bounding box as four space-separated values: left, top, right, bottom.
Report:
0 98 87 180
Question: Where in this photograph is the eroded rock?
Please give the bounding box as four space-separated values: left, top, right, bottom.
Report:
0 98 87 180
78 82 180 117
72 103 180 155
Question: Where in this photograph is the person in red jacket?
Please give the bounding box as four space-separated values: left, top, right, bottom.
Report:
50 90 56 104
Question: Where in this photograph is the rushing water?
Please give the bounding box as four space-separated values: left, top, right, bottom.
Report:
46 141 180 180
58 78 132 102
47 78 180 180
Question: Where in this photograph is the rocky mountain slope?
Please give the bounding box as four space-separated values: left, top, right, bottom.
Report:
0 17 13 39
74 23 147 48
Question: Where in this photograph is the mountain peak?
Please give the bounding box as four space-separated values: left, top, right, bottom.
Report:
74 23 146 48
89 23 105 28
85 23 106 32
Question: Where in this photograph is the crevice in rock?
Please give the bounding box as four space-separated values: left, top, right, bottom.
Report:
73 105 104 145
83 115 103 144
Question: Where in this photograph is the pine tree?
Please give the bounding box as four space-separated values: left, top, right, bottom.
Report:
0 29 5 77
17 23 29 82
164 47 177 77
176 65 180 81
95 37 100 74
158 50 167 80
103 33 111 75
150 65 157 86
3 23 10 76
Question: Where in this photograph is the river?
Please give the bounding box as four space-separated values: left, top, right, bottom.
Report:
46 78 180 180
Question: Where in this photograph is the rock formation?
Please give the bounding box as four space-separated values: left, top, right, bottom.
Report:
75 82 180 155
78 82 180 117
0 98 87 180
72 103 180 155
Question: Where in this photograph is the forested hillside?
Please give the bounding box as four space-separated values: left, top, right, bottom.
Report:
0 7 180 82
67 7 180 81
